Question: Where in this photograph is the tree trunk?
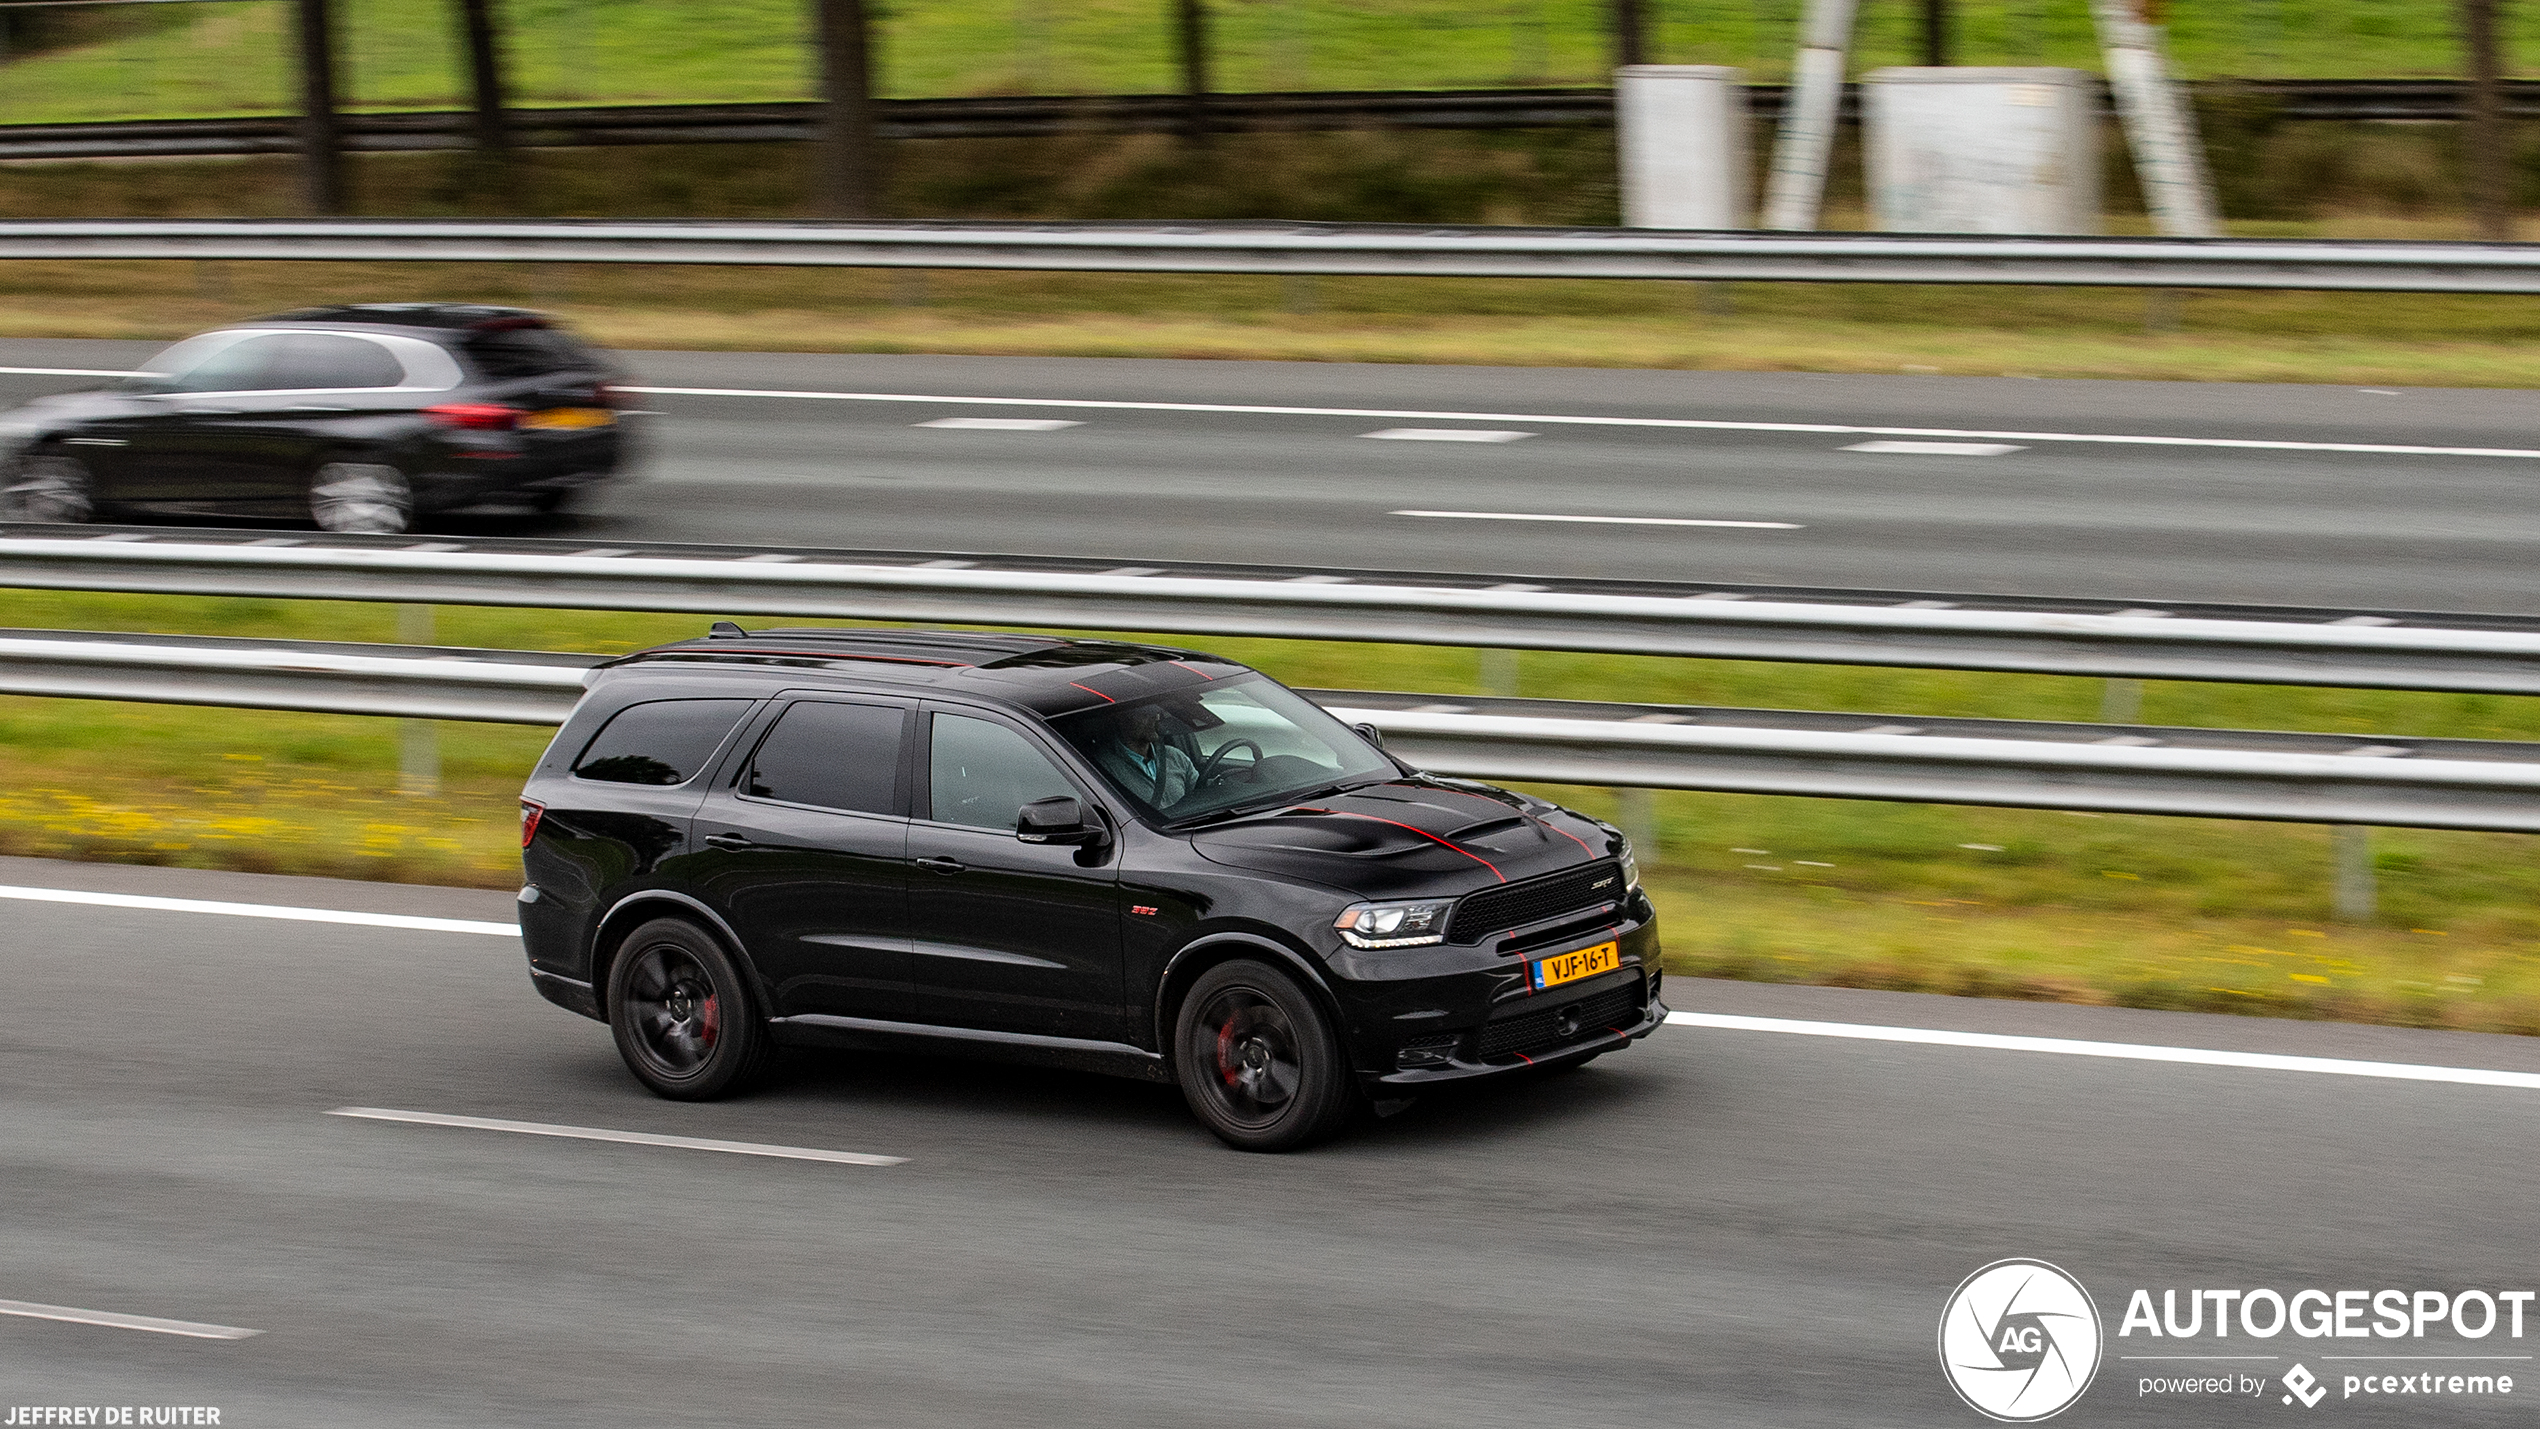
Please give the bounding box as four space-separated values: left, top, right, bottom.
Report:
813 0 880 219
1176 0 1212 146
457 0 510 160
1613 0 1648 69
295 0 346 214
1921 0 1950 66
2463 0 2511 241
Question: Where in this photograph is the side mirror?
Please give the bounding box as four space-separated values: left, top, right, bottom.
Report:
1351 722 1386 751
1017 794 1103 846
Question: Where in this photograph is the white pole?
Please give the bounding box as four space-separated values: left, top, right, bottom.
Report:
2089 0 2220 237
1762 0 1858 231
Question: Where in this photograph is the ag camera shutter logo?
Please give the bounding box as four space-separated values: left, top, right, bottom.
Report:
1939 1259 2104 1421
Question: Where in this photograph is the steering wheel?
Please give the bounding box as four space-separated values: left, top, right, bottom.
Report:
1198 739 1266 784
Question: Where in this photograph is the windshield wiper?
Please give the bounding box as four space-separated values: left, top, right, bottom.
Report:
1169 778 1378 830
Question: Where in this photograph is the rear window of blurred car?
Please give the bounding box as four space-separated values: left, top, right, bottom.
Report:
572 699 755 786
465 326 606 381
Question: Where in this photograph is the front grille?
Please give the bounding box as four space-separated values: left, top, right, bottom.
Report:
1475 979 1643 1060
1448 860 1623 944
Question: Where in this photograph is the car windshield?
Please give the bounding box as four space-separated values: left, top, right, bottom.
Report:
1049 675 1394 825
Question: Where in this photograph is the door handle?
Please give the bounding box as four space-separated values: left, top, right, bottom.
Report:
915 856 967 875
283 404 351 414
702 832 753 850
176 406 240 416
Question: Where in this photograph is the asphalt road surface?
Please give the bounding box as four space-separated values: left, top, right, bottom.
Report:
1 339 2533 614
9 855 2540 1427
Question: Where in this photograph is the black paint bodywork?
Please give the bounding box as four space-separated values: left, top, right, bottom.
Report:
0 303 625 521
518 628 1667 1096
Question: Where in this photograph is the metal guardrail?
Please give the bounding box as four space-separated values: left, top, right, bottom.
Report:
2 535 2535 694
0 80 2518 164
5 629 2535 833
1 216 2535 293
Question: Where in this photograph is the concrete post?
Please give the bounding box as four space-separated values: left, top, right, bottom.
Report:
2088 0 2221 237
2332 824 2377 922
1762 0 1858 231
397 604 440 796
1618 65 1751 230
1616 786 1660 869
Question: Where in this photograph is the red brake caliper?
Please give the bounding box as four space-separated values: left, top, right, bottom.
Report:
1215 1018 1240 1086
697 992 720 1048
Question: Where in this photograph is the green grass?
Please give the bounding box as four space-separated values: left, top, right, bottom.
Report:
0 0 2534 128
1 589 2536 1032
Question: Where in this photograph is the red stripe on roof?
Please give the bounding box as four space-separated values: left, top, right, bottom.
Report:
1168 661 1216 680
1068 681 1117 703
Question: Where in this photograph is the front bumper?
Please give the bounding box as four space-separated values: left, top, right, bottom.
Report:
1369 983 1670 1088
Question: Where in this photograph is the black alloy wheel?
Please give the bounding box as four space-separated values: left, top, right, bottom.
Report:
308 459 414 535
1 454 97 523
606 917 771 1100
1173 959 1355 1152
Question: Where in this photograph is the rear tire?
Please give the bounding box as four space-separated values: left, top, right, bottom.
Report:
1 454 96 524
1172 959 1356 1152
606 917 771 1101
309 460 413 534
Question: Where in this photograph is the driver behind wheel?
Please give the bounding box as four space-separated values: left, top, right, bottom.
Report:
1090 702 1202 809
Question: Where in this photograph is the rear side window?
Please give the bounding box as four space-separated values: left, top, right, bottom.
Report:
264 333 406 390
465 326 603 380
572 699 754 786
745 701 906 814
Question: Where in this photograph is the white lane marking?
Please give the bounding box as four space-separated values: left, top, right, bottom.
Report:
1668 1010 2540 1090
0 884 517 937
0 1298 262 1340
1843 439 2024 456
915 416 1082 431
328 1107 906 1166
0 366 144 377
616 385 2540 460
1393 509 1801 529
1359 427 1534 442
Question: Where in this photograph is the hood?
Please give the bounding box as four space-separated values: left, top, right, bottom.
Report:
0 389 132 442
1185 776 1619 901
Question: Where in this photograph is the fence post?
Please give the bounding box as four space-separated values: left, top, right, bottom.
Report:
396 604 440 796
1612 0 1648 69
456 0 512 175
2100 677 2143 723
2462 0 2512 241
1176 0 1213 146
294 0 347 215
1920 0 1949 65
1479 649 1520 697
813 0 881 219
2332 824 2376 922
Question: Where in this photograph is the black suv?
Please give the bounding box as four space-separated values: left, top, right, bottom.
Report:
518 626 1667 1151
0 303 625 534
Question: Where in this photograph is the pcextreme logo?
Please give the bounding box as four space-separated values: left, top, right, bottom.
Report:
1939 1259 2105 1422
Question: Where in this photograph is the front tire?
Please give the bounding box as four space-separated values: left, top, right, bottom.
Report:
1173 959 1356 1152
308 460 413 534
606 917 771 1101
1 454 97 524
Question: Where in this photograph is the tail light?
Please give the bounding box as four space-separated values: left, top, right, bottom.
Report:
520 799 546 847
425 402 522 430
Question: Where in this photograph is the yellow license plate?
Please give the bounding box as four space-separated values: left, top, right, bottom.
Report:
521 407 614 430
1531 940 1619 992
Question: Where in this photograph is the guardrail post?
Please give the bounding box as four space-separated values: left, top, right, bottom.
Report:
1616 786 1660 868
813 0 882 219
1176 0 1214 146
2332 824 2377 921
396 604 440 796
1479 648 1520 697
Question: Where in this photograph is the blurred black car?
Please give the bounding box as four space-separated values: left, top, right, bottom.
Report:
0 303 628 534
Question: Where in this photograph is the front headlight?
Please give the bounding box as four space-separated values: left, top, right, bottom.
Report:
1333 898 1453 949
1620 845 1641 894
